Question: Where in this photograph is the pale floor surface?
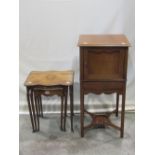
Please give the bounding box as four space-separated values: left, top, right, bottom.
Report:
19 113 135 155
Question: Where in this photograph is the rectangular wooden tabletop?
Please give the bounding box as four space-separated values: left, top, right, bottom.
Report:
24 70 74 86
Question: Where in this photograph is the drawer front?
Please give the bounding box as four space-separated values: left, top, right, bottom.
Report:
34 87 64 96
83 47 127 81
83 82 124 94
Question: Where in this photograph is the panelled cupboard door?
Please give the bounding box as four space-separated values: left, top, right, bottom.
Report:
83 47 128 81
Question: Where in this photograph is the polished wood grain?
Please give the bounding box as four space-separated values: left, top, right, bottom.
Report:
24 71 74 86
24 70 74 132
78 34 130 47
83 47 127 81
78 34 130 138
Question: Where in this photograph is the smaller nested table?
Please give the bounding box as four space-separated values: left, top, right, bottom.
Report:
24 71 74 132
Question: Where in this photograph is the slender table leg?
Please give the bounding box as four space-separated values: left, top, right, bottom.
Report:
60 95 64 131
26 87 35 132
35 94 40 117
69 85 74 132
34 92 40 131
64 87 68 131
120 90 126 138
39 95 43 117
80 88 84 137
36 95 41 117
116 93 119 117
30 88 38 131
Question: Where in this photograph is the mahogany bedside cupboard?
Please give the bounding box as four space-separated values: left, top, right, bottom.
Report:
78 34 130 138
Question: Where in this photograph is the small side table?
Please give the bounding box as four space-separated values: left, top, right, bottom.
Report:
24 71 74 132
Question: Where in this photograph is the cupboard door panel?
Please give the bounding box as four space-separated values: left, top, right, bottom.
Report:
83 47 126 80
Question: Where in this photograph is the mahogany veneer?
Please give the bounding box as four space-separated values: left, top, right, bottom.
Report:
24 70 74 132
78 34 130 137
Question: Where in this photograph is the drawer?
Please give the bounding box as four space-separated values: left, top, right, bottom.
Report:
83 82 124 94
34 87 64 96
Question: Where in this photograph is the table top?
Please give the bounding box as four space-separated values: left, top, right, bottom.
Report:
24 70 74 86
78 34 130 47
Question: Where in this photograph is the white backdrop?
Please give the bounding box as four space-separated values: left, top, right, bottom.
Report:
19 0 135 113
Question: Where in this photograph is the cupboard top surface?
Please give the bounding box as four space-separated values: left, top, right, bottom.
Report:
78 34 130 47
